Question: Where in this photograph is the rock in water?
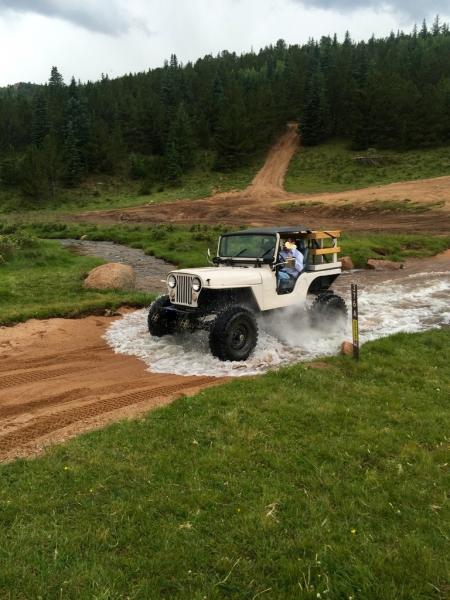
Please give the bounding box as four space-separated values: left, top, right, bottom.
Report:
366 259 404 270
341 341 354 356
84 263 136 290
340 256 354 270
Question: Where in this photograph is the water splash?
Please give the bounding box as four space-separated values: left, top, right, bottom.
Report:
105 271 450 377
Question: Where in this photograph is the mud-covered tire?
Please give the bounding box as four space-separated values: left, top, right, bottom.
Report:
309 293 348 328
148 295 176 337
209 306 258 362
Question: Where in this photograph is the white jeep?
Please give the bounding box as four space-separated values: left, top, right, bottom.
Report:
148 226 347 361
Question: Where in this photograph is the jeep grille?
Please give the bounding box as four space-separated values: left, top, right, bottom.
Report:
173 274 195 306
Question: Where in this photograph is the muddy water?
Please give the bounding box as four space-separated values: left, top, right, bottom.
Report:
105 269 450 377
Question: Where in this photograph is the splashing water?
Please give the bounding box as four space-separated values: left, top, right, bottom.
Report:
105 271 450 377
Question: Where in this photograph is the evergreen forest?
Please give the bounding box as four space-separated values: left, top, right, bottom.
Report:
1 18 450 201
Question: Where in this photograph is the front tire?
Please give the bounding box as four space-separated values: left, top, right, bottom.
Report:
148 295 176 337
309 292 348 329
209 306 258 361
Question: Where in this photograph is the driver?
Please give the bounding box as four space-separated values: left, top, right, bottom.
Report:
278 238 304 291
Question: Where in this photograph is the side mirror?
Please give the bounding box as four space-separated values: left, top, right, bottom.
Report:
207 248 214 265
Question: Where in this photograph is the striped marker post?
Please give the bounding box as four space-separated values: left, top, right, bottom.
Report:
351 283 359 360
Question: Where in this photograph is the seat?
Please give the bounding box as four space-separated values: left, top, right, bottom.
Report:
296 239 309 272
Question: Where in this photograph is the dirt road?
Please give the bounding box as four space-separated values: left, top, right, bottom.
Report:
73 124 450 233
0 314 225 462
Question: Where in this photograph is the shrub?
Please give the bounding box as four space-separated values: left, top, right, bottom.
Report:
0 232 40 264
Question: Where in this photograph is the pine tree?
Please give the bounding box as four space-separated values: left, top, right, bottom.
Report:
63 121 83 186
49 66 64 88
31 93 49 147
65 86 89 173
41 132 63 197
214 81 251 170
301 70 331 145
47 66 67 140
432 15 441 36
420 20 429 38
166 134 182 183
165 102 196 182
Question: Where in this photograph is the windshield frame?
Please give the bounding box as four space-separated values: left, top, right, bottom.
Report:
218 233 278 260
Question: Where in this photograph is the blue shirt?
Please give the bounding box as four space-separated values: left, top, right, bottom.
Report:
279 248 304 276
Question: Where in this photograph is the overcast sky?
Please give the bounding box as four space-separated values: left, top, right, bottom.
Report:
0 0 448 86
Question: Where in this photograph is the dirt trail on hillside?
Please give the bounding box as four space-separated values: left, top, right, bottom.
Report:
247 121 299 195
0 313 225 462
72 123 450 233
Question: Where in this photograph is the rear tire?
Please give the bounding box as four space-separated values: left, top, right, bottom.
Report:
209 306 258 361
309 293 348 329
148 295 176 337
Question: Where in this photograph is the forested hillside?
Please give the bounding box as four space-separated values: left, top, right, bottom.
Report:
1 18 449 202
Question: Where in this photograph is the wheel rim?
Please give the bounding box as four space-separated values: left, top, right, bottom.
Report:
230 322 249 351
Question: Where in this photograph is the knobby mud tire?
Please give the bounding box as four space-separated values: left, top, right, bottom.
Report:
209 306 258 362
309 293 348 328
148 295 177 337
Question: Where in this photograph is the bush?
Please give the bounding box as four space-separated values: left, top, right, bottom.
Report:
0 232 39 264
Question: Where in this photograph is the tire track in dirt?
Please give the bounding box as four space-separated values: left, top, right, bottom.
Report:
0 366 83 391
0 377 218 454
1 345 108 372
0 315 225 461
0 378 157 419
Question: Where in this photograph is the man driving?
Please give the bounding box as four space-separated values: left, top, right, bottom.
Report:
278 238 304 291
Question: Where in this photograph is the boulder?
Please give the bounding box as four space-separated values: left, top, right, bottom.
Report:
84 263 136 290
341 341 354 356
366 259 404 270
340 256 354 270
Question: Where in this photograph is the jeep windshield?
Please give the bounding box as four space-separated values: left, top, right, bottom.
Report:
219 234 276 259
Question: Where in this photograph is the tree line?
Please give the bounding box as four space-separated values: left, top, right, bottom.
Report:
0 17 449 201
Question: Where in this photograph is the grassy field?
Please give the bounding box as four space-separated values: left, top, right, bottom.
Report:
285 140 450 193
0 152 262 215
20 222 450 267
0 329 448 599
0 232 151 325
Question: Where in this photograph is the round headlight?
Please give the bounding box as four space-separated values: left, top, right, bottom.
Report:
192 277 202 292
167 274 177 288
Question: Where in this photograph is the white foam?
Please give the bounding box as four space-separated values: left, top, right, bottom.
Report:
104 271 450 377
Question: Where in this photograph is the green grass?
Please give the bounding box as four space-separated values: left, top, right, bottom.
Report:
12 222 449 269
0 329 449 599
340 233 450 266
0 236 152 325
2 221 230 270
285 140 450 193
0 151 262 216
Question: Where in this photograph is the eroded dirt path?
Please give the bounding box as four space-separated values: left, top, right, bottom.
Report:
0 314 225 462
72 124 450 233
248 121 299 195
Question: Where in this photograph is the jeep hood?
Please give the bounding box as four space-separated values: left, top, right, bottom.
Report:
173 267 263 288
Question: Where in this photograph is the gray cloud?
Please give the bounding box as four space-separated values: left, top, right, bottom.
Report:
0 0 139 34
294 0 448 20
